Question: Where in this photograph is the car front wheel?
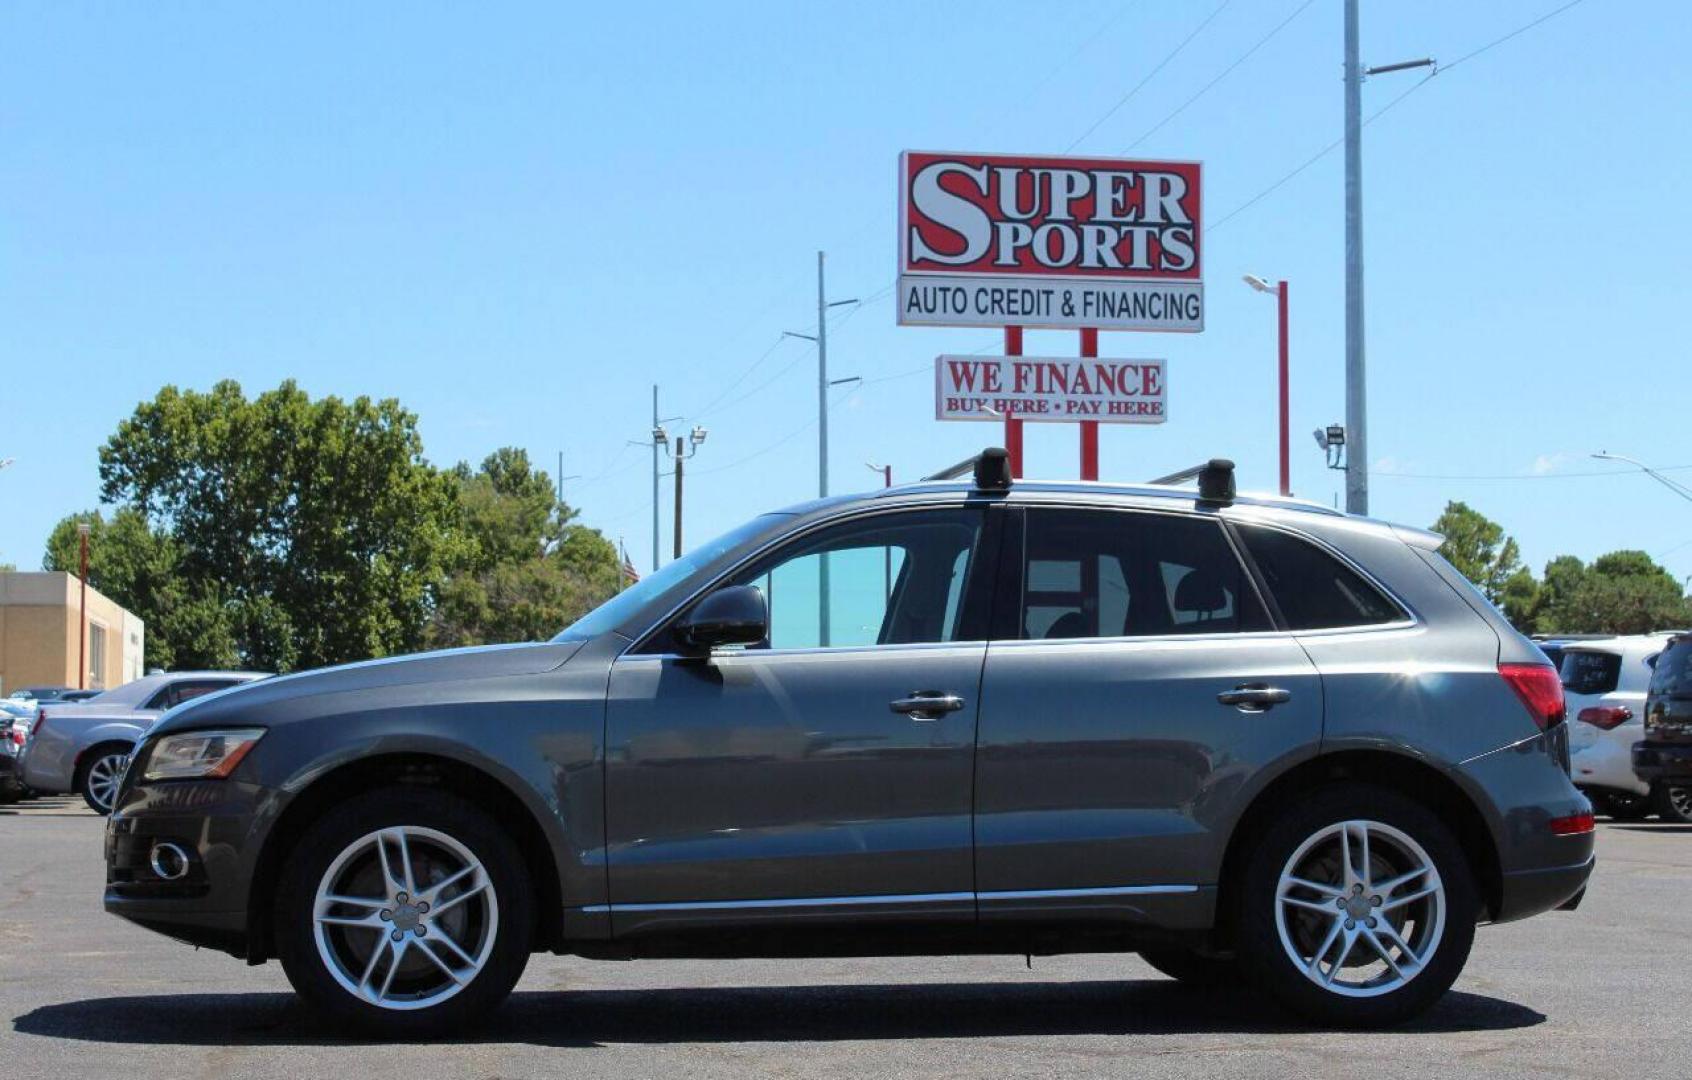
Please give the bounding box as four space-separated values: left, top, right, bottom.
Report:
1655 784 1692 824
275 787 533 1035
1234 784 1477 1027
77 745 130 815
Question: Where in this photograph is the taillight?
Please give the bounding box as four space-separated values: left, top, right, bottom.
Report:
1577 705 1633 731
1549 811 1595 836
1499 662 1566 731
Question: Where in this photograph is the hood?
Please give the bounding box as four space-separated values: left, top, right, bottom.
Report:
149 639 586 737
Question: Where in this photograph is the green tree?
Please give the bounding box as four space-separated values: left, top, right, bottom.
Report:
1431 501 1527 607
1527 551 1692 634
85 380 460 671
426 449 622 649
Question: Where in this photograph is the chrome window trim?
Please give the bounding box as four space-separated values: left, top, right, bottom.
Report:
580 883 1198 914
620 640 989 663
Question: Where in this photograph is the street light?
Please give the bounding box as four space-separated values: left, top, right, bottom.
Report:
1242 274 1292 496
1592 452 1692 504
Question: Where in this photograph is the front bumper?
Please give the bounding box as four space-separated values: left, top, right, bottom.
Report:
103 777 270 959
1632 740 1692 784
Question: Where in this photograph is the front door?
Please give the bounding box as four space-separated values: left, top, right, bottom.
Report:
973 505 1323 918
605 505 995 934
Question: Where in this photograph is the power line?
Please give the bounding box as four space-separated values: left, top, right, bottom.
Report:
1064 0 1235 152
1123 0 1319 153
1375 464 1692 482
1210 0 1591 233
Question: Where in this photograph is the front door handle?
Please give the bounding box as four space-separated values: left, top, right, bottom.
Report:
890 692 965 720
1217 683 1292 711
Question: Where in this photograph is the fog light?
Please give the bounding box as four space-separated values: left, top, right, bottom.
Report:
149 841 191 881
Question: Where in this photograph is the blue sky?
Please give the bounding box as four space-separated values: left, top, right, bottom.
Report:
3 1 1689 590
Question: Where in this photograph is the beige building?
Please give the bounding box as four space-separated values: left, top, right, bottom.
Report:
0 572 145 694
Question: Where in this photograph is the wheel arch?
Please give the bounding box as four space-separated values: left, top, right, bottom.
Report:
75 737 139 779
1214 748 1504 935
244 752 566 963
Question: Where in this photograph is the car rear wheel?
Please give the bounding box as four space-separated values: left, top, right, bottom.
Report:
76 745 130 815
1654 784 1692 824
275 787 533 1035
1233 784 1477 1027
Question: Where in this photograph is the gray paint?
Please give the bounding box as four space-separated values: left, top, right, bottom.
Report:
105 482 1592 963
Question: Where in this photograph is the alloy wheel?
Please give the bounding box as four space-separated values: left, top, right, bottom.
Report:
1274 819 1446 998
312 826 499 1011
1666 786 1692 822
84 752 127 813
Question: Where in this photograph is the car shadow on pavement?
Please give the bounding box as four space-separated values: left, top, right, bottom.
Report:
1609 824 1692 834
13 981 1545 1047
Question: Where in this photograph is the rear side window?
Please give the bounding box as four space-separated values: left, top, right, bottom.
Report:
1649 640 1692 698
1560 651 1622 696
1234 524 1403 630
1019 509 1269 639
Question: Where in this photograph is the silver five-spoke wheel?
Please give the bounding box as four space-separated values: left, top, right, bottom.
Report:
1274 819 1445 998
313 826 499 1011
83 751 128 814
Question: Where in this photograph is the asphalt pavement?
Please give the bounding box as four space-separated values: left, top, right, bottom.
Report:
4 795 1689 1079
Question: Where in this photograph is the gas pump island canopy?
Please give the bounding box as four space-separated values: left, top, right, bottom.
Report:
897 150 1204 332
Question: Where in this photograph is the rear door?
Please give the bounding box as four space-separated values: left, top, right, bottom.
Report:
973 505 1324 917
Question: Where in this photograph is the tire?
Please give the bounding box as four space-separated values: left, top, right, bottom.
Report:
1232 783 1478 1028
1596 791 1652 823
1138 946 1238 986
274 786 533 1036
75 744 131 815
1654 784 1692 824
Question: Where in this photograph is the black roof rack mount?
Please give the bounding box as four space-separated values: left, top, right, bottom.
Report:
1197 459 1235 506
973 447 1012 492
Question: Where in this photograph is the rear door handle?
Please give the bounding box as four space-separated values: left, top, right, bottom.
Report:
1217 683 1292 711
890 692 965 720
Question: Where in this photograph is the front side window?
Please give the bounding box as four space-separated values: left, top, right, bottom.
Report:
1234 523 1403 630
1018 509 1268 639
660 509 985 652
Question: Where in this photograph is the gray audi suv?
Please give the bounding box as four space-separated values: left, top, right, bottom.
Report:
103 454 1593 1034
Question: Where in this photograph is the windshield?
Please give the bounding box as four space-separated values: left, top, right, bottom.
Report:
553 514 787 642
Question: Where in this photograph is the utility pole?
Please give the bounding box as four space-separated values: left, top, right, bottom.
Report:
784 253 857 647
1343 0 1366 516
668 427 708 559
1344 0 1434 516
651 386 661 572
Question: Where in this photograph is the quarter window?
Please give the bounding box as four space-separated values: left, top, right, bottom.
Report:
1234 524 1402 630
1018 509 1268 639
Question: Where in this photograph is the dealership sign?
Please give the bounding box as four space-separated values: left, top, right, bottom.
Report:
935 355 1166 424
899 150 1203 332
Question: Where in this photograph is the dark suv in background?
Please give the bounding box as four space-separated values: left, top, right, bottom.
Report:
1634 633 1692 819
103 456 1593 1035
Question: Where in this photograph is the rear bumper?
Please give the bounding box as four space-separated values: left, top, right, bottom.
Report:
1495 855 1595 923
1632 740 1692 784
1570 728 1650 795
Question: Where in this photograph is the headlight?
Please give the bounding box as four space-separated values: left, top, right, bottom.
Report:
142 728 266 781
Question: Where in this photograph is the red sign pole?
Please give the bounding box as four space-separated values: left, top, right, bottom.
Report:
1004 326 1024 478
1277 280 1291 497
1079 328 1099 480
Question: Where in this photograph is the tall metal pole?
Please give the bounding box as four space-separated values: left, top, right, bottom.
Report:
650 385 660 572
77 524 90 690
672 437 684 559
1343 0 1368 515
1278 280 1291 497
816 251 830 647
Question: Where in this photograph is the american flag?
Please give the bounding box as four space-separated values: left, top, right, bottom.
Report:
619 541 639 587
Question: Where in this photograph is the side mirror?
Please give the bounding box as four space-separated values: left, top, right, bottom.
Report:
675 585 768 652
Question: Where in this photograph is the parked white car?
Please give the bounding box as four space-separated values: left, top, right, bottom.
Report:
19 670 268 813
1554 633 1682 820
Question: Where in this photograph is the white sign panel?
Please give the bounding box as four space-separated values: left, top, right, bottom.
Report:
935 355 1166 424
901 275 1203 332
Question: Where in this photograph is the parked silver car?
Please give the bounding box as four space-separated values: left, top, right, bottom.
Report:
21 671 267 812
